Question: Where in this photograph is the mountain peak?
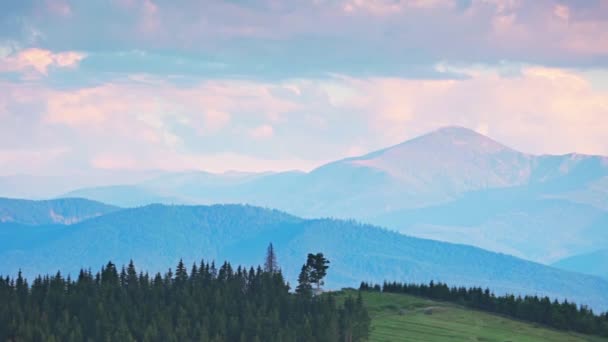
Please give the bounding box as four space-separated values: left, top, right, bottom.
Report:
346 126 518 165
398 125 514 154
335 125 529 189
416 125 497 142
433 125 482 135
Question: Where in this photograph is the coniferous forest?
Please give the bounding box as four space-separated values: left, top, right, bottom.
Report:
0 250 370 342
360 281 608 337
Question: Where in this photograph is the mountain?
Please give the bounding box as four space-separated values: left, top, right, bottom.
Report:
0 197 119 225
0 170 170 199
1 203 608 312
553 249 608 281
64 185 189 208
369 189 608 263
62 127 608 215
61 126 608 263
63 170 283 207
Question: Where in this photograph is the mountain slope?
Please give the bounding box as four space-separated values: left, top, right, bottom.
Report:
553 249 608 280
1 204 607 312
0 197 119 225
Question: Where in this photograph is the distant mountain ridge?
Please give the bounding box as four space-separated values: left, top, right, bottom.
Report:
1 202 608 312
60 126 608 264
553 249 608 280
0 197 119 225
64 127 608 213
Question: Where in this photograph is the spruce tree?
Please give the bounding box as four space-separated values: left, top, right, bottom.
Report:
296 264 312 297
0 251 372 341
307 253 330 290
264 242 279 273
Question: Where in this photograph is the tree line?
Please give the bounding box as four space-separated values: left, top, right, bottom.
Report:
360 280 608 337
0 245 370 341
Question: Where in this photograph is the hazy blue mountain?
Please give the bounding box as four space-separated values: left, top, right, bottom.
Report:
63 171 284 208
1 204 607 312
0 197 119 225
64 185 191 208
369 190 608 263
552 249 608 281
0 170 170 199
62 127 608 216
61 127 608 263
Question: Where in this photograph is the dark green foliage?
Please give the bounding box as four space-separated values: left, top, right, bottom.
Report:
296 253 330 299
360 281 608 337
296 264 313 298
306 253 330 290
264 243 279 273
339 293 371 342
0 258 370 341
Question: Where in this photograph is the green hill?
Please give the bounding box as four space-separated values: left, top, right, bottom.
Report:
343 291 608 342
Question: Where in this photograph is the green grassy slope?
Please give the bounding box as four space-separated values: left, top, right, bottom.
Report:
342 291 608 342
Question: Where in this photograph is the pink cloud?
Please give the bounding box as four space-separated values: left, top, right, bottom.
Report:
0 147 69 176
32 78 301 155
3 0 605 68
335 65 608 156
467 0 608 57
91 154 139 170
45 86 118 126
0 48 86 77
202 110 231 134
341 0 455 15
553 4 569 21
2 65 608 175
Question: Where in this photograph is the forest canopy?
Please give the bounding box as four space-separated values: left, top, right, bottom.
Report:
0 250 370 342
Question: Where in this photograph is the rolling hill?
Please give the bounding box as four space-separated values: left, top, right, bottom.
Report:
1 203 608 312
346 290 608 342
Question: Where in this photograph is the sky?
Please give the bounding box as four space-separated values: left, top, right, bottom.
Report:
1 0 608 177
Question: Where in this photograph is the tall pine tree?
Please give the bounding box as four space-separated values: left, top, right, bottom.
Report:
263 242 279 273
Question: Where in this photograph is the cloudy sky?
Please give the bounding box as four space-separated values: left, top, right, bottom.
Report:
1 0 607 177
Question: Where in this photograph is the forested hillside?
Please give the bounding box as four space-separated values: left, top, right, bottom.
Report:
1 204 608 313
0 256 370 341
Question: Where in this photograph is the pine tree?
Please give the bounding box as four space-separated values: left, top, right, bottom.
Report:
307 253 330 290
264 243 279 273
175 259 188 285
0 251 373 341
296 264 312 297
